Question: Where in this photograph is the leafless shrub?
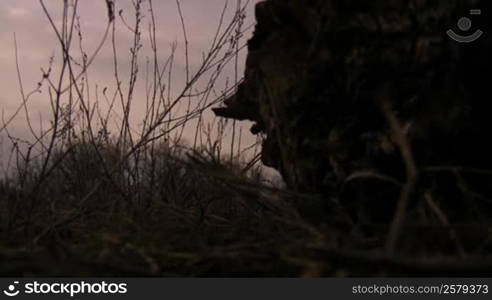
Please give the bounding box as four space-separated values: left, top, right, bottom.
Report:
0 0 267 239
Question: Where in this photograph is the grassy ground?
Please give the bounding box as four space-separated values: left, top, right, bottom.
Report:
1 142 492 277
0 141 300 276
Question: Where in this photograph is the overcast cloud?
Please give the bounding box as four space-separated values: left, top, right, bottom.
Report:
0 0 260 166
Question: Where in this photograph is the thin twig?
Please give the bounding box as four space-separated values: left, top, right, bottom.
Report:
379 86 419 256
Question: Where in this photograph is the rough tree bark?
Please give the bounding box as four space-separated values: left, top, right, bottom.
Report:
214 0 492 222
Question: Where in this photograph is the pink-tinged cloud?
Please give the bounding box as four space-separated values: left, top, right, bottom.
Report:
0 0 261 148
0 0 271 176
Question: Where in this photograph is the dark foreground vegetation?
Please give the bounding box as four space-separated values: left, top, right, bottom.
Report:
0 140 298 276
1 0 492 276
1 138 492 277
